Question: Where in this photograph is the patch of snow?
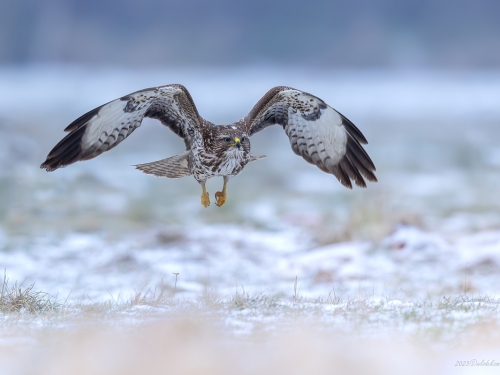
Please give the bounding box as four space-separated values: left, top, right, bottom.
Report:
381 225 451 253
455 231 500 264
2 222 500 308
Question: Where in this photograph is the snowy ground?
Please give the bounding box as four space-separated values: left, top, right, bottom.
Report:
1 66 500 373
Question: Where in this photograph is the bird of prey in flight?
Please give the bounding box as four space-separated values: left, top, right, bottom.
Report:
41 85 377 207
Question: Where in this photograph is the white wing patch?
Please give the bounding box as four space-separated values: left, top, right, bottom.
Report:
245 86 376 188
285 105 346 170
82 99 141 152
41 84 202 172
314 106 347 165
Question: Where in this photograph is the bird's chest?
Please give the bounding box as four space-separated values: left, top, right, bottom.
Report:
189 148 248 179
214 150 248 176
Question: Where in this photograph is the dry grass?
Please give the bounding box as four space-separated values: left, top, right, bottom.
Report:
2 273 499 343
0 270 61 314
1 271 500 375
229 289 283 310
1 277 500 374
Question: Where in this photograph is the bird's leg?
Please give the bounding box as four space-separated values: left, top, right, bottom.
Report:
215 177 228 207
200 183 210 208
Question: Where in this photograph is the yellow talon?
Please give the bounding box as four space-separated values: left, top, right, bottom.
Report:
201 185 210 208
215 180 228 207
215 191 227 207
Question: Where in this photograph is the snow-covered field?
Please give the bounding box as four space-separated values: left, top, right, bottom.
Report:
1 66 500 373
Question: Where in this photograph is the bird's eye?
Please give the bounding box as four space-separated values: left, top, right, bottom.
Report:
224 137 231 142
241 137 246 142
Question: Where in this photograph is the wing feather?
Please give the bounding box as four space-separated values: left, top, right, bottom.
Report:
245 87 377 188
41 84 202 171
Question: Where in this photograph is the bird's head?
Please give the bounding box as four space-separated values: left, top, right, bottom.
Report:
213 126 250 156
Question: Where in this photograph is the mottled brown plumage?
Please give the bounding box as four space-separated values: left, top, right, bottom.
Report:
41 84 377 207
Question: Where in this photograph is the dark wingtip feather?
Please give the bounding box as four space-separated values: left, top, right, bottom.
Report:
40 126 87 171
338 112 368 145
343 135 377 185
64 106 101 132
331 164 353 189
340 158 367 188
346 137 377 177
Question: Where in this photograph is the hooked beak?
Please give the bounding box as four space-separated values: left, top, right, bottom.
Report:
233 137 241 149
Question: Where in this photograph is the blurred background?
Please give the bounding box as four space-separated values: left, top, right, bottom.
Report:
1 0 500 301
2 0 500 69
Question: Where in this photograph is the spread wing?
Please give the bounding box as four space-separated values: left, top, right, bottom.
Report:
40 84 202 171
244 86 377 188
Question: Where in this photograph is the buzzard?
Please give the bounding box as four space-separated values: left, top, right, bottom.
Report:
41 85 377 207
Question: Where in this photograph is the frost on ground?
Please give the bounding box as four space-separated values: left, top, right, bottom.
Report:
1 67 500 373
2 224 500 304
2 224 500 344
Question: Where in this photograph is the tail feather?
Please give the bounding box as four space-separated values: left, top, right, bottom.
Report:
134 152 191 179
249 153 267 163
